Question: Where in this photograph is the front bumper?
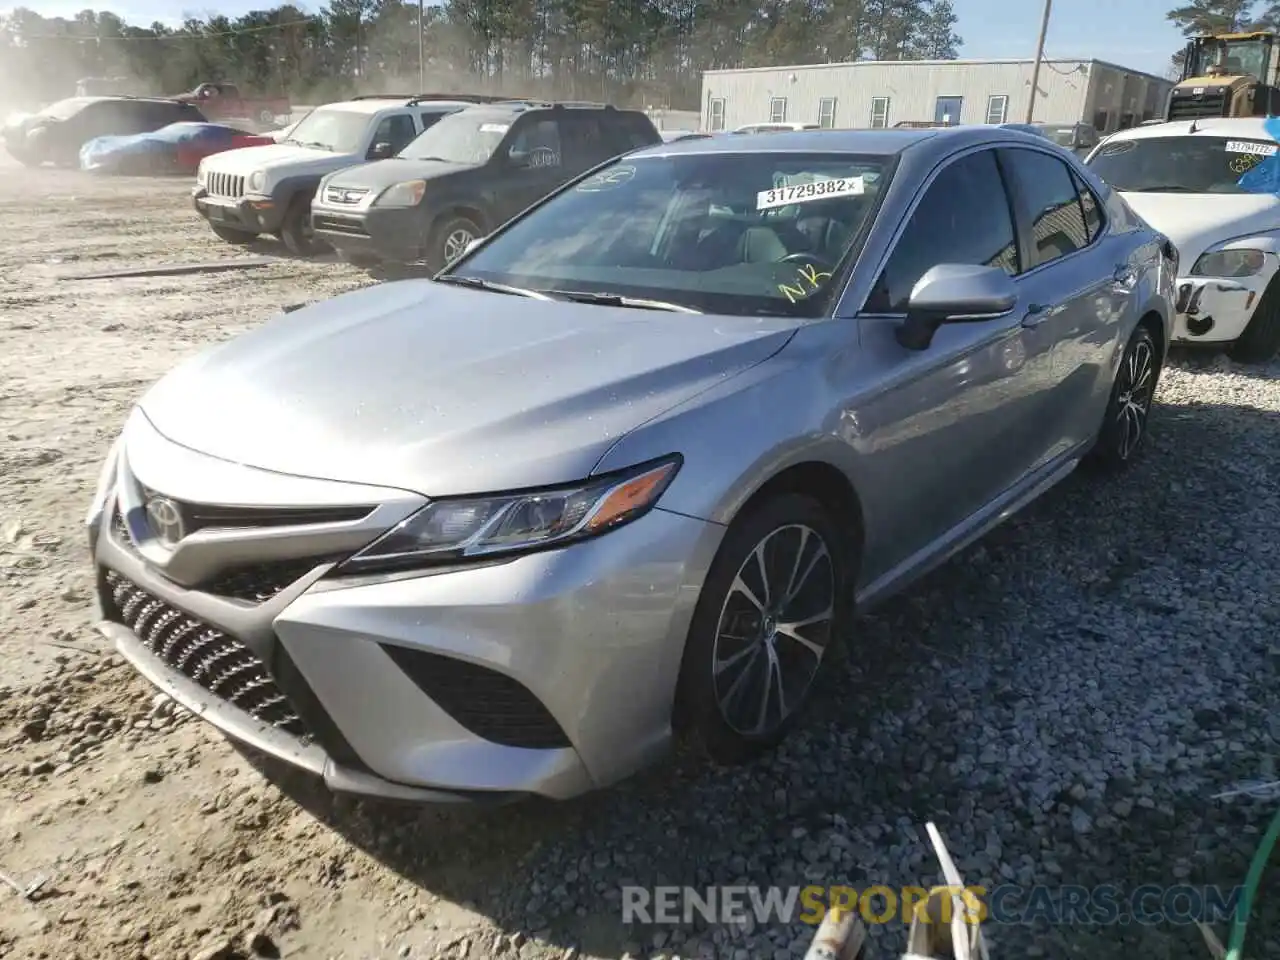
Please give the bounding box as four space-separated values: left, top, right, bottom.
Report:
193 187 283 234
88 414 719 802
1172 273 1268 344
310 202 426 263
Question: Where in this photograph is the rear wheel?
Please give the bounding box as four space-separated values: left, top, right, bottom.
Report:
674 493 848 764
1086 322 1160 471
210 223 257 245
1227 276 1280 364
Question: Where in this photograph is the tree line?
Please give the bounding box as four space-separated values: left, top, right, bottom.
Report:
0 0 960 113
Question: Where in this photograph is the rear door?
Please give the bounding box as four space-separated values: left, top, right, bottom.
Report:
997 145 1125 459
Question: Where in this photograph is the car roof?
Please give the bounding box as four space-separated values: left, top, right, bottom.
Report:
1103 117 1275 142
626 124 1051 158
323 98 478 115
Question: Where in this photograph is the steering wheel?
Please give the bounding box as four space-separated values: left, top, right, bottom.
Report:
780 251 836 272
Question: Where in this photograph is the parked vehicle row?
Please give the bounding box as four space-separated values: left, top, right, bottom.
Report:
88 124 1184 805
3 96 208 167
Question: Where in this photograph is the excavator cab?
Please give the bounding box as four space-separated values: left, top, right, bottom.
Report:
1166 32 1280 120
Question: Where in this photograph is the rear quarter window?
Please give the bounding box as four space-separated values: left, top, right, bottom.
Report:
618 113 661 148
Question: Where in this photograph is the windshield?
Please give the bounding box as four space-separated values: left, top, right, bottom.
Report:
282 107 371 152
40 98 95 122
1087 135 1280 194
1192 38 1268 79
446 151 893 317
398 109 512 163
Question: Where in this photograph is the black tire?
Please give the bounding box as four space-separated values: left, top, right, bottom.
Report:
427 213 484 273
1086 322 1161 472
673 492 850 765
279 193 326 257
210 223 257 245
1227 276 1280 364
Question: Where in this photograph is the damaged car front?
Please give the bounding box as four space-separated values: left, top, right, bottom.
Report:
1085 118 1280 363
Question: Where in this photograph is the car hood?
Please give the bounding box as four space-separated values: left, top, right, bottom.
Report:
324 157 477 192
1119 191 1280 266
204 142 355 175
137 281 798 496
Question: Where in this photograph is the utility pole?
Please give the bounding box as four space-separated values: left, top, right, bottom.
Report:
1025 0 1052 123
418 0 425 90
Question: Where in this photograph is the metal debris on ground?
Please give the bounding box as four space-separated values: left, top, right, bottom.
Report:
60 258 282 281
0 866 47 900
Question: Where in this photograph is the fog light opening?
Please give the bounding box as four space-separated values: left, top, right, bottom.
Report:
1185 314 1215 336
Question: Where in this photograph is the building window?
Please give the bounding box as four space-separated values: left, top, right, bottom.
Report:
1092 110 1110 133
935 96 963 125
818 97 836 128
985 95 1008 125
870 97 890 128
769 97 787 123
1119 112 1135 129
708 98 725 131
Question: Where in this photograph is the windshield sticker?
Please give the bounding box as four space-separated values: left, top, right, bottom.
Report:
1225 140 1278 156
1235 117 1280 194
777 262 834 303
479 123 509 134
577 166 636 191
1231 153 1264 174
757 176 864 211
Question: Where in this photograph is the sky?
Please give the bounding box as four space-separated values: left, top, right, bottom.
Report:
3 0 1188 78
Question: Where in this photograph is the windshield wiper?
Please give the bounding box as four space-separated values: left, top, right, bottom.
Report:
433 275 551 299
403 155 452 162
545 290 703 313
284 138 332 151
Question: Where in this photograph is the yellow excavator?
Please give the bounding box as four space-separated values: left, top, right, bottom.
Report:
1166 31 1280 120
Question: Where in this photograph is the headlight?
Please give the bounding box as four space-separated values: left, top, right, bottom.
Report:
338 456 681 574
1190 248 1266 278
374 179 427 207
247 170 266 192
195 161 207 185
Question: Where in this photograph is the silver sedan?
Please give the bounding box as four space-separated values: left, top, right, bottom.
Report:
87 126 1176 803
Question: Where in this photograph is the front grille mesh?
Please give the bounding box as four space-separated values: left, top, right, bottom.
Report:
207 171 245 198
1167 92 1227 120
104 570 309 738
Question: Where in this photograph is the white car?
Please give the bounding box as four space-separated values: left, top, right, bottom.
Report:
1085 117 1280 363
192 94 495 255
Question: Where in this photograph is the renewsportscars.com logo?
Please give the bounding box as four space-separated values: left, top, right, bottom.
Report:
621 884 1246 927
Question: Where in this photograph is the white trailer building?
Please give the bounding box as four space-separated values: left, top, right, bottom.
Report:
700 58 1172 136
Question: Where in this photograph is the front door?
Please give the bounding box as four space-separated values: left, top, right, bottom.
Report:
997 146 1125 461
850 148 1042 582
497 116 569 220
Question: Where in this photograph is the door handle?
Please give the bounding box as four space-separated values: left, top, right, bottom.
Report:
1021 302 1048 328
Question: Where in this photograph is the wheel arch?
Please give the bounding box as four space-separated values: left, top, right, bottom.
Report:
729 460 866 567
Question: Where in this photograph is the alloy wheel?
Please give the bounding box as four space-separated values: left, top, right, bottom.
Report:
1113 336 1155 460
711 524 835 737
443 227 475 263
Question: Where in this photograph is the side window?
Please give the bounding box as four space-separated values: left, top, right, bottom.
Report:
1003 147 1091 267
866 150 1019 313
1071 169 1104 241
616 113 659 149
509 119 562 169
561 114 611 166
370 114 417 156
418 110 449 132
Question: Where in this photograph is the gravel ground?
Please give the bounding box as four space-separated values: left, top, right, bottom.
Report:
1 161 1279 960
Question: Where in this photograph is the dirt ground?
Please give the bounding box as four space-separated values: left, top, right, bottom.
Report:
0 162 593 960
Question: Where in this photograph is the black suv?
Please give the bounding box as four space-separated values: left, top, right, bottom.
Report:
311 100 661 270
3 96 207 168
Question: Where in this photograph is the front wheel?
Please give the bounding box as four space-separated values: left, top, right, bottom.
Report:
1086 323 1161 471
1227 276 1280 364
427 213 483 273
674 493 848 765
279 193 326 257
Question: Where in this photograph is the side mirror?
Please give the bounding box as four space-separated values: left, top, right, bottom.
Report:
895 263 1017 351
371 141 394 159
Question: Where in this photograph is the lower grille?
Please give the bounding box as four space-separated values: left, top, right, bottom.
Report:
208 171 245 198
312 215 369 237
104 570 310 738
1167 93 1227 120
380 644 571 749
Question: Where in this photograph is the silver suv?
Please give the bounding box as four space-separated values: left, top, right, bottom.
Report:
89 127 1175 803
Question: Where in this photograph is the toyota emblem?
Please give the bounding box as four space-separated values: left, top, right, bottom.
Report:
145 496 185 546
